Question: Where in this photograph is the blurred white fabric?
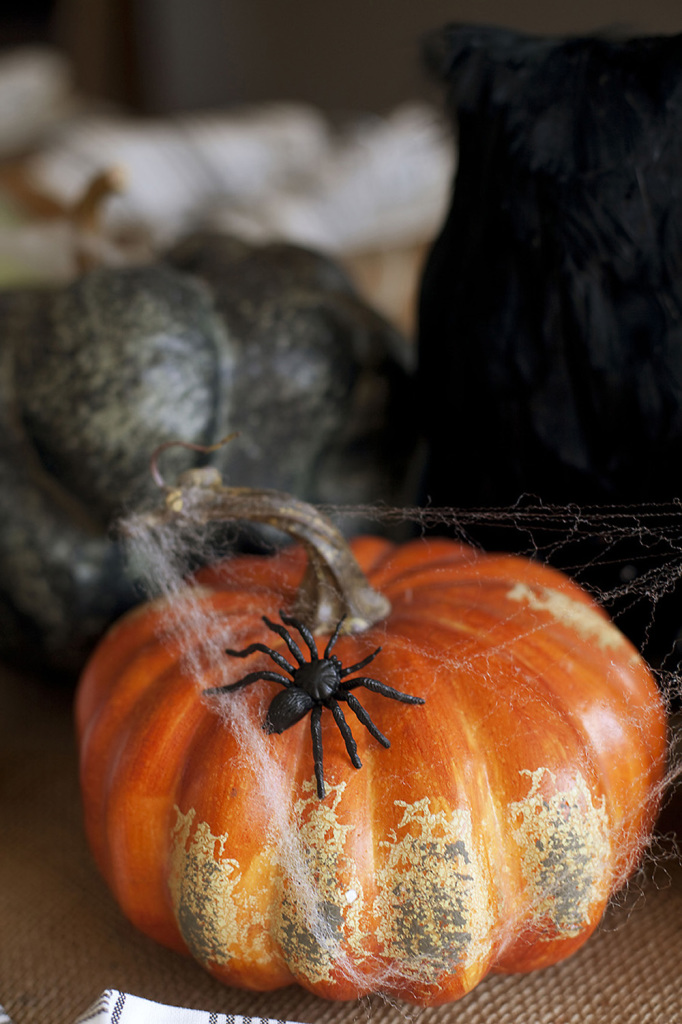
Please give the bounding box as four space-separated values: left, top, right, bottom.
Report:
0 47 74 157
25 104 333 244
209 104 454 254
22 101 454 252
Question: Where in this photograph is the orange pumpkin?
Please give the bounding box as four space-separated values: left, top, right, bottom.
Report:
76 470 667 1006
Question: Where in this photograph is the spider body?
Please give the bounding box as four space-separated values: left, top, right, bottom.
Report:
205 610 424 797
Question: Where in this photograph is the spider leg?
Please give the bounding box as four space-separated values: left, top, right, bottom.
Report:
279 610 319 662
311 705 326 798
204 670 292 695
328 699 362 769
339 692 391 748
338 646 382 677
263 615 307 666
341 676 425 704
323 616 346 658
225 640 295 676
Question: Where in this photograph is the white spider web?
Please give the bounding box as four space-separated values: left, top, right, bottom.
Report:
118 493 682 1005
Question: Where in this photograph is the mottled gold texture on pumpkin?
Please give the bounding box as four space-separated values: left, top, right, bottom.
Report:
506 582 627 653
507 768 611 938
168 806 270 967
275 779 365 986
373 798 494 985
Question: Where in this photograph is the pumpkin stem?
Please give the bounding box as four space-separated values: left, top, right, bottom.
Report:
149 433 240 489
141 466 391 634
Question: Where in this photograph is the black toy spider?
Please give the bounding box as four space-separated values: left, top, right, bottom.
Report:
204 609 424 798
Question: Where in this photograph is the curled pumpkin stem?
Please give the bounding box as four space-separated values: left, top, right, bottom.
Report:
149 432 240 489
139 458 391 635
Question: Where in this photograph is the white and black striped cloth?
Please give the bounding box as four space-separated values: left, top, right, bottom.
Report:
1 991 303 1024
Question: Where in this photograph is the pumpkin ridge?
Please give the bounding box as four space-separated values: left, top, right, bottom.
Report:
368 660 499 1000
364 539 480 592
492 588 666 882
100 665 205 949
79 650 184 875
169 708 287 979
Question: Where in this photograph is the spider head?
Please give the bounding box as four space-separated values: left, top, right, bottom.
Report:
293 658 341 701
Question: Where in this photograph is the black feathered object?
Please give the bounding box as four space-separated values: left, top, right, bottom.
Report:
419 26 682 509
417 26 682 664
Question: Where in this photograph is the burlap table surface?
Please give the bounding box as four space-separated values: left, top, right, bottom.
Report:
2 664 681 1024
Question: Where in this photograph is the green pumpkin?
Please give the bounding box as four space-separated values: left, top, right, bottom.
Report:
0 233 415 674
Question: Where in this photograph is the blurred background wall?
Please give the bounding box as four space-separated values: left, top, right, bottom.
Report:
2 0 682 115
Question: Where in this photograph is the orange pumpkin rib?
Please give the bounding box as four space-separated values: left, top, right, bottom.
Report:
510 625 663 873
75 600 182 739
364 629 502 1003
169 697 298 990
79 647 184 880
272 726 381 1001
364 536 480 592
101 667 204 953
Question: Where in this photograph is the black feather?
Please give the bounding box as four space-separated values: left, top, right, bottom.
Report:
417 26 682 662
419 26 682 509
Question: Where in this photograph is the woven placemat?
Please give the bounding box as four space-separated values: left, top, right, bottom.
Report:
1 664 681 1024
